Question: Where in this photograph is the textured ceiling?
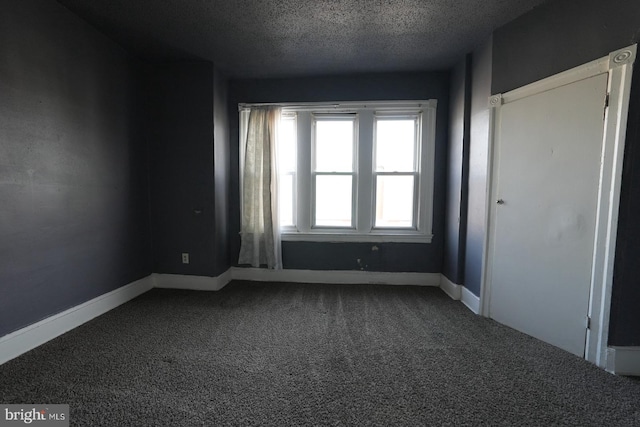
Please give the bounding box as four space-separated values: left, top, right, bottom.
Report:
56 0 551 78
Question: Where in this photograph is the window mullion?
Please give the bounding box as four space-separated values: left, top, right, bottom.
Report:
297 112 312 233
419 108 435 234
356 110 373 233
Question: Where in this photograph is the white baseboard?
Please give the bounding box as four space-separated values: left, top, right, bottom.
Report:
0 275 154 366
231 267 441 286
152 270 233 291
0 269 464 367
439 275 462 300
152 268 441 289
439 275 480 315
606 346 640 376
461 286 481 314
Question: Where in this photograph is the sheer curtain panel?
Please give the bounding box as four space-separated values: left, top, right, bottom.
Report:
238 107 282 269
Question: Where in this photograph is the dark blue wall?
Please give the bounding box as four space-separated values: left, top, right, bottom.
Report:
612 63 640 346
443 60 466 283
213 69 231 275
229 72 450 272
443 56 472 284
147 62 230 277
492 0 640 345
462 39 493 297
459 56 472 287
0 0 152 337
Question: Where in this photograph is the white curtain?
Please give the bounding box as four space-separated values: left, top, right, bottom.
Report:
238 107 282 269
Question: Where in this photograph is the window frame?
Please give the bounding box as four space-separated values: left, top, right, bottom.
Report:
238 100 437 243
372 113 421 230
277 112 298 230
311 114 358 229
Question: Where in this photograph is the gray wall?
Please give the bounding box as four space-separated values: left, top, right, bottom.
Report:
0 0 152 337
147 61 230 277
491 0 640 345
463 38 493 297
229 72 450 272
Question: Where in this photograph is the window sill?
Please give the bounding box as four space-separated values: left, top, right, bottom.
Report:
281 232 433 243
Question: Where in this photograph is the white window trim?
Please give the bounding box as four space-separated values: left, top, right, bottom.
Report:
239 100 437 244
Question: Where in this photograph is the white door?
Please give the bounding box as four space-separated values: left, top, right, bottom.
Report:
488 73 608 357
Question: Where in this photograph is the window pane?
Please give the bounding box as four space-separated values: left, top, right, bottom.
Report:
375 119 416 172
278 116 296 172
315 120 353 172
315 175 352 227
279 173 294 227
375 175 414 228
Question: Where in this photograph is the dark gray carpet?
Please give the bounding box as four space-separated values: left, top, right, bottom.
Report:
1 281 639 426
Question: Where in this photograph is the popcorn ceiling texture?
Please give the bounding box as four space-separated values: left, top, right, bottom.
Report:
56 0 551 77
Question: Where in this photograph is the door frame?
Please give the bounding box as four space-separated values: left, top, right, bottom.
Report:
479 44 637 368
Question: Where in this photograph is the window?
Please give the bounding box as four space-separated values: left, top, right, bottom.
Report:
278 114 296 227
313 116 356 227
374 116 419 228
240 100 437 243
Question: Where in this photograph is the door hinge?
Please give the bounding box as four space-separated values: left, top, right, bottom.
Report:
603 93 610 120
587 316 592 330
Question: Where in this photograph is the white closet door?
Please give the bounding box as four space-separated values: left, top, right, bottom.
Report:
488 73 608 356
